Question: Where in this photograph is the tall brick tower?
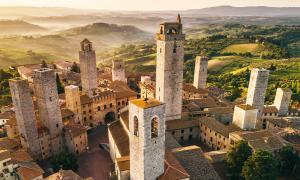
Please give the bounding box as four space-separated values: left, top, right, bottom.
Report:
129 98 165 180
155 14 185 121
193 56 208 89
65 85 82 124
9 78 41 159
79 38 97 97
112 59 126 83
246 68 269 114
273 88 292 116
33 68 63 155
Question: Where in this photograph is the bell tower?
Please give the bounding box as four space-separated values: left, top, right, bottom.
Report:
129 98 165 180
155 15 185 121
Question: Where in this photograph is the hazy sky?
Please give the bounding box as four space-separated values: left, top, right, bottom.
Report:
0 0 300 10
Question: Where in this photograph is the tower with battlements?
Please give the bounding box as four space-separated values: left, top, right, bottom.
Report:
65 85 82 124
129 98 165 180
33 68 63 155
9 78 41 159
155 14 185 121
112 59 126 83
79 38 97 97
273 88 292 116
193 56 208 89
246 68 269 114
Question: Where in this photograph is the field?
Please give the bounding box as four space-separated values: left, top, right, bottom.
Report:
221 43 262 54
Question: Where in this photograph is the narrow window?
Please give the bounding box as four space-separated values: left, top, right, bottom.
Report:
151 117 158 139
134 116 139 136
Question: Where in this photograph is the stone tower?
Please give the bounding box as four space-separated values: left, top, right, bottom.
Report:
32 68 63 155
273 88 292 116
246 68 269 113
155 14 185 121
129 98 165 180
112 59 126 83
9 78 41 159
79 38 97 97
65 85 82 124
193 56 208 89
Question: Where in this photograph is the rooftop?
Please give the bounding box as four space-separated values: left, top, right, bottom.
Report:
64 124 86 138
172 146 221 180
130 98 163 109
166 119 199 131
236 104 256 110
199 117 241 137
108 120 129 156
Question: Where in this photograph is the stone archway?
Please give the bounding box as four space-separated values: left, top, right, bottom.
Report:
104 112 116 124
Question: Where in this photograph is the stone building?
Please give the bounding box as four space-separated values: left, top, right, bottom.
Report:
9 78 41 159
112 59 126 83
193 56 208 89
232 104 258 130
32 68 63 155
155 14 185 121
65 85 82 124
79 39 97 97
0 149 14 180
273 88 292 116
63 124 88 154
129 99 165 180
246 68 269 114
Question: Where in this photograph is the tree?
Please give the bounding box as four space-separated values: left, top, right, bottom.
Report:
56 74 64 94
71 62 80 73
41 60 48 68
51 150 78 172
242 150 279 180
277 146 299 175
226 140 252 179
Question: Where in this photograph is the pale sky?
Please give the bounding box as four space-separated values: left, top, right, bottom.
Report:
0 0 300 10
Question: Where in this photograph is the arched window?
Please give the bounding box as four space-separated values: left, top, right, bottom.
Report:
151 117 158 139
134 116 139 136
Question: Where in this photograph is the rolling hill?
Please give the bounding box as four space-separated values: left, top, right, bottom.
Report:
0 20 47 35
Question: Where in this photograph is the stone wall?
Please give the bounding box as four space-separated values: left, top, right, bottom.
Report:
65 85 82 124
273 88 292 116
9 78 41 159
193 56 208 89
129 101 165 180
112 60 126 83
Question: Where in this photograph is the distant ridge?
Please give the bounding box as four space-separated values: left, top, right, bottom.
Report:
185 6 300 16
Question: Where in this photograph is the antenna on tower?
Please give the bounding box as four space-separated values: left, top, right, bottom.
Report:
144 84 149 102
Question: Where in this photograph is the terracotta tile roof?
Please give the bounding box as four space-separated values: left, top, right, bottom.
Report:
108 120 129 156
109 81 137 99
184 97 218 110
230 130 288 151
158 151 190 180
236 104 256 110
61 108 74 119
80 95 93 105
64 124 86 138
5 117 17 126
17 162 44 180
45 170 86 180
130 98 163 109
165 132 181 150
116 156 130 171
203 150 227 163
263 106 278 114
0 137 20 151
17 64 41 78
166 119 199 131
0 149 10 161
183 83 208 94
172 146 221 180
199 117 241 137
10 149 33 163
0 111 15 119
54 60 73 70
120 111 129 130
204 107 233 114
